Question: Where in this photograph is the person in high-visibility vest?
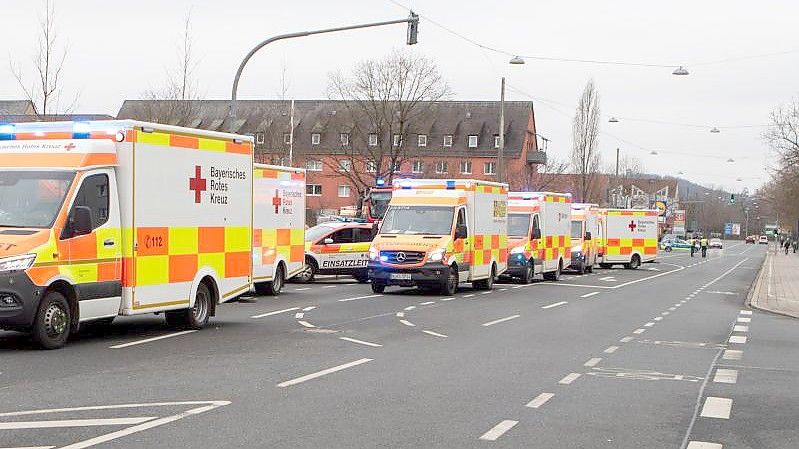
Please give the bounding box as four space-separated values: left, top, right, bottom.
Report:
700 236 709 257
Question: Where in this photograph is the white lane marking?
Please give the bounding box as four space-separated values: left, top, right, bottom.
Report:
478 420 518 441
654 317 663 321
739 310 753 315
700 397 732 419
399 319 416 327
733 325 749 332
440 297 455 301
422 330 448 338
322 285 337 289
338 337 382 348
109 330 197 349
620 336 634 343
713 369 738 384
581 292 599 298
736 317 751 323
294 287 312 291
584 358 602 367
251 307 300 319
558 373 581 384
463 294 476 298
662 311 671 316
0 446 55 449
338 294 383 302
599 276 615 281
297 321 316 328
687 442 723 449
675 304 682 307
294 312 304 319
480 291 493 295
604 346 619 354
681 300 688 303
404 306 417 311
499 288 508 291
542 301 568 309
0 417 156 430
644 322 655 327
729 336 747 344
722 350 743 360
419 301 436 305
668 307 677 311
526 393 555 408
482 315 521 327
633 329 646 334
277 358 373 388
302 306 316 312
395 312 405 318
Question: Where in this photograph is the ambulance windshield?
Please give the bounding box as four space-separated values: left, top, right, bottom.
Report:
380 206 454 235
571 220 583 239
367 190 392 220
0 171 74 228
508 214 531 237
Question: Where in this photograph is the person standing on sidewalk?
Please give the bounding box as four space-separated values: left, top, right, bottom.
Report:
690 238 697 257
792 238 797 253
784 237 792 255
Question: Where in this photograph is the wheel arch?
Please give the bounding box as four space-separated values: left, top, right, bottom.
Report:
45 280 78 331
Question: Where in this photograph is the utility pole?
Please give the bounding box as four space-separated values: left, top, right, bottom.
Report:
498 76 505 183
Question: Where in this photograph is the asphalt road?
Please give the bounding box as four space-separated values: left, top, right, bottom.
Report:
2 242 797 449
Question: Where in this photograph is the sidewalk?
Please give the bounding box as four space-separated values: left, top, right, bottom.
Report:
749 244 799 318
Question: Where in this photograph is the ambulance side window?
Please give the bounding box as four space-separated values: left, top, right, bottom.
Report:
354 228 374 243
70 174 110 231
455 208 467 237
328 228 354 244
531 215 541 239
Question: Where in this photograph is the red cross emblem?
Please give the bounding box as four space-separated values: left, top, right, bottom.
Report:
188 166 207 203
628 220 637 232
64 142 76 151
272 189 282 214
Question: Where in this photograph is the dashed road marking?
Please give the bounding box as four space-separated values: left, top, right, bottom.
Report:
463 294 476 298
339 337 382 348
404 306 417 311
338 294 383 302
558 373 581 385
322 285 337 289
604 346 619 354
620 336 634 343
422 330 448 338
440 297 455 301
739 310 753 315
729 336 747 344
542 301 568 309
478 420 518 441
526 393 555 408
480 291 493 295
302 306 316 312
654 317 663 321
668 307 677 311
733 325 749 332
419 301 436 305
584 358 602 367
644 322 655 327
499 288 508 291
722 349 743 360
633 329 646 334
395 312 405 318
713 369 738 384
700 397 732 419
580 292 599 298
662 312 671 316
737 317 751 323
482 315 520 327
251 307 300 319
109 330 197 349
277 358 373 388
687 442 723 449
294 287 312 291
297 320 316 328
399 319 416 327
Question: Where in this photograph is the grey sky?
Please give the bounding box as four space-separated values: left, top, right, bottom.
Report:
2 0 797 192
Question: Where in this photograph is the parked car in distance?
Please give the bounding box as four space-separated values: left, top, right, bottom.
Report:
745 235 756 244
759 235 769 244
709 238 723 249
660 238 694 252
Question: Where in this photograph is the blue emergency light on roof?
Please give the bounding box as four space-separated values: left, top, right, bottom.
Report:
376 177 385 187
72 122 91 139
446 180 456 190
0 124 15 140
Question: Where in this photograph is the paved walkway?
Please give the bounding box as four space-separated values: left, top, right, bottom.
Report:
749 243 799 318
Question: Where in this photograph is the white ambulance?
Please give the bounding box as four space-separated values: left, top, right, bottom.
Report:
368 179 508 295
0 120 304 349
597 209 659 269
569 203 600 274
505 192 572 283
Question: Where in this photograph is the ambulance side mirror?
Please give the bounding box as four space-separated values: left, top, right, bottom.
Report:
67 206 93 238
531 228 542 240
323 237 334 245
455 225 468 240
584 232 592 241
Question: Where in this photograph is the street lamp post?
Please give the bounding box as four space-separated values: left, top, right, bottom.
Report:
498 76 505 183
229 13 419 120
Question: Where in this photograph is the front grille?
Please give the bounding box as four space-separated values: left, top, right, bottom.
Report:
381 250 425 264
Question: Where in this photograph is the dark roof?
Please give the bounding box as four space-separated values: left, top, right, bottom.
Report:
0 114 116 123
0 100 35 115
117 99 535 156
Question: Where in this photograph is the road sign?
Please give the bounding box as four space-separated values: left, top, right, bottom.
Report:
724 223 733 235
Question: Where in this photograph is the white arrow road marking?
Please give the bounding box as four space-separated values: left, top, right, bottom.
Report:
297 321 316 328
109 331 197 349
277 358 373 388
0 417 157 430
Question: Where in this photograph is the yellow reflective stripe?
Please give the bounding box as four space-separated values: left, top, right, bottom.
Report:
169 227 199 255
225 226 251 252
136 255 169 286
198 138 226 152
136 131 170 145
290 228 304 245
199 252 225 276
60 262 98 284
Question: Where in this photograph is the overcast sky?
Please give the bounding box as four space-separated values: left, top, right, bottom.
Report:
2 0 797 193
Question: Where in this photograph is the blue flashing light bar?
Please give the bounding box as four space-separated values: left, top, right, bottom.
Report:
0 124 15 140
376 177 385 187
72 122 91 139
445 180 456 190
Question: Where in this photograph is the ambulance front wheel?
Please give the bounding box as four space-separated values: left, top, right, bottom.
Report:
441 265 458 295
32 291 71 350
371 283 386 293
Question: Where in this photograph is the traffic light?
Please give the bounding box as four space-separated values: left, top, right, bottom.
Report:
729 193 736 204
406 11 419 45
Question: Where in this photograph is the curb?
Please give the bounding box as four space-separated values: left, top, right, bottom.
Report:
747 252 799 319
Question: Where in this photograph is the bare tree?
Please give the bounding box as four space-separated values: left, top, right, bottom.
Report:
762 95 799 230
276 62 291 101
326 49 452 212
128 10 199 124
510 156 569 191
571 79 602 203
10 0 75 116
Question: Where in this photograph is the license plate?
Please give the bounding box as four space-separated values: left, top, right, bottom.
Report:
390 273 412 280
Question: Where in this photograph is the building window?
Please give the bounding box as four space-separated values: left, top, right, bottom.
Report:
494 134 501 149
366 160 377 173
340 133 349 146
311 133 320 145
483 161 496 175
435 161 448 174
305 160 323 171
460 161 472 174
338 185 351 198
418 134 427 147
392 161 401 173
283 133 292 145
256 132 265 144
468 135 478 148
368 133 378 146
393 134 402 147
307 184 322 196
339 159 352 172
412 160 423 173
443 135 453 147
276 157 290 166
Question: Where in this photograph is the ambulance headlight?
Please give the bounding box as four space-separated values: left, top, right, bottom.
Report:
428 249 446 262
510 246 525 255
0 254 36 274
369 246 379 261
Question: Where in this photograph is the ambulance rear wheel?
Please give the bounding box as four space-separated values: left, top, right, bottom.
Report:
295 258 316 283
599 263 613 269
544 260 562 281
626 254 641 270
166 283 211 329
586 263 594 273
32 291 71 350
353 271 369 283
267 264 285 295
474 264 495 290
371 283 386 294
441 266 458 295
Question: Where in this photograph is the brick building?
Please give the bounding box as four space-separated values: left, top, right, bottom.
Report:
117 99 548 217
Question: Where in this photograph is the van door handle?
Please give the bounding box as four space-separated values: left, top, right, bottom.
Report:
103 239 115 247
